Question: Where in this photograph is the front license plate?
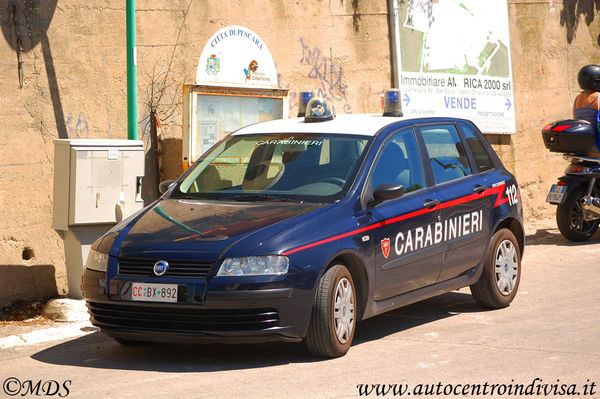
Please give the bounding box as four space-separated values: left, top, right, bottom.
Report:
546 184 566 204
131 282 178 303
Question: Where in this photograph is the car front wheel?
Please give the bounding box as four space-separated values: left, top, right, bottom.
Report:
305 264 356 358
470 229 521 309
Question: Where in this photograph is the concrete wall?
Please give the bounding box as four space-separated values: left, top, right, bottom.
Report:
506 0 600 222
0 0 598 306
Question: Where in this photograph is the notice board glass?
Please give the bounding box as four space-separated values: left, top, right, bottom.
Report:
182 85 288 170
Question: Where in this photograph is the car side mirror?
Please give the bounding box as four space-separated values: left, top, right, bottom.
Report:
369 184 404 207
158 180 176 194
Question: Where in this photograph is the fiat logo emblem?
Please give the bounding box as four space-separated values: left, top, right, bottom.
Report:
153 260 169 276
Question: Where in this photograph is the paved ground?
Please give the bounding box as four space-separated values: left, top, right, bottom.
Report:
0 218 599 398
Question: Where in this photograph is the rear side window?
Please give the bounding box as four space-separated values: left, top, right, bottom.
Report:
461 124 495 172
420 125 471 185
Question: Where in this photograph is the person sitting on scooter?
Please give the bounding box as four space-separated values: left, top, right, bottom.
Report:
574 65 600 155
574 65 600 125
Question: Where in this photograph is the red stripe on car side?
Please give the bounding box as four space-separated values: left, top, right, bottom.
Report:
282 182 508 256
493 183 511 207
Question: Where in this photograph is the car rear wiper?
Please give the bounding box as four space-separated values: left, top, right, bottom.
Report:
229 194 297 202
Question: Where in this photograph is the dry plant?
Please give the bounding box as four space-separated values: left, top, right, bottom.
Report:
139 0 192 198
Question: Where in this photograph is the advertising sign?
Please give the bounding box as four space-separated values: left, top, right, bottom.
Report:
196 25 278 88
397 0 516 133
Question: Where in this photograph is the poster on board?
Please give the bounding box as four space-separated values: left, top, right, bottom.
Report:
397 0 516 134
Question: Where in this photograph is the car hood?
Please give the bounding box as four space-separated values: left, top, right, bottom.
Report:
117 199 323 259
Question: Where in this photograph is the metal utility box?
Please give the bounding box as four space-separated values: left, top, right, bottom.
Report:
53 139 145 230
52 139 145 299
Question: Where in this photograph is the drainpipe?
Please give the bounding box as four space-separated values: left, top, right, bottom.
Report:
126 0 138 140
387 0 402 88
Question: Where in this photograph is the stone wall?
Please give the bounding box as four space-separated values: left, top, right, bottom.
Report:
0 0 598 306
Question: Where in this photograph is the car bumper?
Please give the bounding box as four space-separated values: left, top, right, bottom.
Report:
82 269 314 344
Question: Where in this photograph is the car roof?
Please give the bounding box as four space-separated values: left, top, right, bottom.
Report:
232 114 406 136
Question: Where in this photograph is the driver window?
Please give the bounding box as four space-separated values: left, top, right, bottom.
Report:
370 128 425 194
420 125 472 185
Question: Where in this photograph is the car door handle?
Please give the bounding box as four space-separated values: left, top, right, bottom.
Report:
473 184 488 194
424 199 440 208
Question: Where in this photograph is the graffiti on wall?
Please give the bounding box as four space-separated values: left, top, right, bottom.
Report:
65 112 89 138
560 0 600 44
299 37 352 113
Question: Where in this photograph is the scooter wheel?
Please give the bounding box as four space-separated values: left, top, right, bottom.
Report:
556 187 599 241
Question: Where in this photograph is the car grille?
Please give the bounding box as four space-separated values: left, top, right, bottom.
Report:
87 302 280 332
118 258 213 279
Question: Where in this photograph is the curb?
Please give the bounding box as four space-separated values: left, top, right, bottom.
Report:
0 321 95 350
42 298 89 322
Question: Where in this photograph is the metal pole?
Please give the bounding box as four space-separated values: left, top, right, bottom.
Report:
387 0 402 89
126 0 138 140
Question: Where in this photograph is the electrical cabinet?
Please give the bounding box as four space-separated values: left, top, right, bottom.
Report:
53 139 145 230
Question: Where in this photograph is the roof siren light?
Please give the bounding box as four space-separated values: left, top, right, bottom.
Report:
298 91 315 117
304 97 335 123
383 89 403 117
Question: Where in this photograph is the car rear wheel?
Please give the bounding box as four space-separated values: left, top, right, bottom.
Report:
470 229 521 309
305 264 356 358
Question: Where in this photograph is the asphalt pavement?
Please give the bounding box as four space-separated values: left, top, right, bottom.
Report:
0 218 598 398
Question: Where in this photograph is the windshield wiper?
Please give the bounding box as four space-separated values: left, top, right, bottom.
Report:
229 194 297 202
169 193 217 201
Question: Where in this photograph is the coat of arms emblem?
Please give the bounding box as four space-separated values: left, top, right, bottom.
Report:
206 54 220 75
381 238 391 259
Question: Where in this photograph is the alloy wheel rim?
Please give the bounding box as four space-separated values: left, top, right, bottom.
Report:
333 277 355 344
494 239 518 296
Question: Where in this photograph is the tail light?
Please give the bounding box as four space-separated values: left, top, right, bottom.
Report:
551 124 572 132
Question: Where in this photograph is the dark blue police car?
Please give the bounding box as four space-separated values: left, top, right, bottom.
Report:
82 96 524 358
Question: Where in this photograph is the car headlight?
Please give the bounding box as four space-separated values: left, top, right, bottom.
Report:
217 256 289 276
86 249 109 272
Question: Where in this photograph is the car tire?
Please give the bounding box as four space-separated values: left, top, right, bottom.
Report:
556 186 599 242
305 264 356 358
470 229 521 309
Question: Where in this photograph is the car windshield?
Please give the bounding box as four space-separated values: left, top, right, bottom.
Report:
173 133 372 202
